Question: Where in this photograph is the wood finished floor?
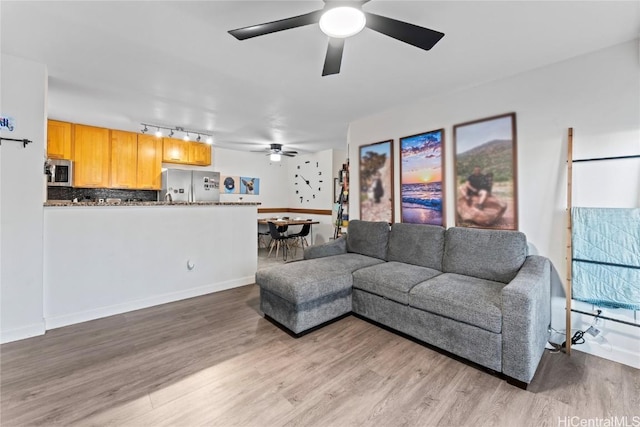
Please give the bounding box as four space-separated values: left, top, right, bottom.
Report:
1 284 638 426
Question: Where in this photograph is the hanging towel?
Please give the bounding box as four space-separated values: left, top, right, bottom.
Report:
572 207 640 310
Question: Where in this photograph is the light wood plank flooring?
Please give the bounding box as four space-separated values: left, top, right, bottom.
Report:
1 284 638 426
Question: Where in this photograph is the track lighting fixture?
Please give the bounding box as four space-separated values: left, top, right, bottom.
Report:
141 123 214 144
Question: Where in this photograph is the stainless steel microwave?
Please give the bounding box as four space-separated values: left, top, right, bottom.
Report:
46 159 73 187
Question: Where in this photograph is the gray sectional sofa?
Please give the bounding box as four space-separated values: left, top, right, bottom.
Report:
256 220 551 387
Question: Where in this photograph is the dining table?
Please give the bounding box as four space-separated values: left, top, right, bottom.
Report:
257 218 320 246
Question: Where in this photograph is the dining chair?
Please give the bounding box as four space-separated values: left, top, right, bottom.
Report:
288 223 312 251
257 223 270 248
267 221 293 260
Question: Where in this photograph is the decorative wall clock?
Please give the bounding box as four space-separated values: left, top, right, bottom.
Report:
294 160 323 204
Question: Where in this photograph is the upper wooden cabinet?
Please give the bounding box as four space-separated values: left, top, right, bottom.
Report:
47 120 72 159
189 142 212 166
110 130 138 189
162 138 211 166
162 138 190 164
73 124 111 188
137 134 163 190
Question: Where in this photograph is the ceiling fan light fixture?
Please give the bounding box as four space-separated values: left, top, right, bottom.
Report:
319 6 366 38
270 153 282 162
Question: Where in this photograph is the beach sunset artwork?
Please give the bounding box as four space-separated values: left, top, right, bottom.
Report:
400 129 445 226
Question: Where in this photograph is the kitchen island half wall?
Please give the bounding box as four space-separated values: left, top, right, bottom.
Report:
43 203 258 329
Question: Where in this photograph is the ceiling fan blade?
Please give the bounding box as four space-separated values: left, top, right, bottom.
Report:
282 150 298 155
282 152 297 157
363 12 444 51
229 10 323 40
322 37 345 76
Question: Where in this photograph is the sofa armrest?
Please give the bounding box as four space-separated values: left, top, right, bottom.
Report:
304 236 347 260
501 255 551 384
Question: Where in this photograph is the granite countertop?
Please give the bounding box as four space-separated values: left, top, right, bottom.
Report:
44 201 261 207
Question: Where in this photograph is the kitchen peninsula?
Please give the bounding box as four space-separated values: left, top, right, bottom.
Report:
43 202 259 329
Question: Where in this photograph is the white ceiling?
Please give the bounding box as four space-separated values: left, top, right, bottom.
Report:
2 1 638 153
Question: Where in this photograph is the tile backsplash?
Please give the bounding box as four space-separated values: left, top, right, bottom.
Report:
48 187 158 202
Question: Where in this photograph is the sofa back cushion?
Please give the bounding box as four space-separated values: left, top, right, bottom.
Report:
443 227 527 283
346 220 389 260
387 223 445 270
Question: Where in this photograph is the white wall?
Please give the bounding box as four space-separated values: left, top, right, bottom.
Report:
43 205 257 328
347 40 640 367
212 147 290 208
0 54 47 343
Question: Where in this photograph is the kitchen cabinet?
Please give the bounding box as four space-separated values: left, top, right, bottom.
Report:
162 138 190 164
47 120 72 159
110 130 138 189
137 134 163 189
162 138 211 166
73 124 110 188
189 142 212 166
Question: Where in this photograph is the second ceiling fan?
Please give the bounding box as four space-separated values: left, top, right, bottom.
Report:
228 0 444 76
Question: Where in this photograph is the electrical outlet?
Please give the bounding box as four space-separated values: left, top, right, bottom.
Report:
586 326 601 337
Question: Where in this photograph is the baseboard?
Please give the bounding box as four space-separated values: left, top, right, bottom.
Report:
572 342 640 369
1 321 46 344
44 276 255 330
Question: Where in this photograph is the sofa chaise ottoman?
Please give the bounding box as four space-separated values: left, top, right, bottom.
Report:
255 220 551 387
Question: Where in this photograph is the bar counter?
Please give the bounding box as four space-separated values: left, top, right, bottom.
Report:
43 202 258 329
44 200 261 207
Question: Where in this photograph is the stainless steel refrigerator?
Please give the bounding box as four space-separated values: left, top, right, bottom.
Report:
161 169 220 202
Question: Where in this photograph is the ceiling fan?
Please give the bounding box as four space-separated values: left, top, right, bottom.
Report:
228 0 444 76
253 143 298 161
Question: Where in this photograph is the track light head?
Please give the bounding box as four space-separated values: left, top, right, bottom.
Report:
139 123 212 143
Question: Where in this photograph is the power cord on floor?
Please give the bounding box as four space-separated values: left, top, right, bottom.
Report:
547 310 602 353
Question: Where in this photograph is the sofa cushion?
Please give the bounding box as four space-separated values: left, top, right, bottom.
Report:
409 273 506 333
388 223 445 270
443 227 527 283
353 261 442 305
346 220 389 260
256 253 384 305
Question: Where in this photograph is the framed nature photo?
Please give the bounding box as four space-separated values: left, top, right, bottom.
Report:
359 140 394 223
453 112 518 230
400 129 445 226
